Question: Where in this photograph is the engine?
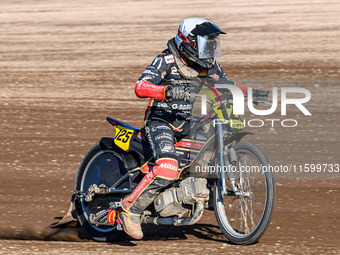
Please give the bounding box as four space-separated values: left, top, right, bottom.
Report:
153 177 210 217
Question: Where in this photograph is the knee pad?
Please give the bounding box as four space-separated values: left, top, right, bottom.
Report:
152 158 180 180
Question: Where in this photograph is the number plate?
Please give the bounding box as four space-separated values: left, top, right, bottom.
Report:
114 125 134 151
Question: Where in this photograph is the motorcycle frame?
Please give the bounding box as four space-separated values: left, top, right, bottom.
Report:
96 126 252 197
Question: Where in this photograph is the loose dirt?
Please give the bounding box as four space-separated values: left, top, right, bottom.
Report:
0 0 339 254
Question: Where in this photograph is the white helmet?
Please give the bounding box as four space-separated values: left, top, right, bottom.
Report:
175 18 226 68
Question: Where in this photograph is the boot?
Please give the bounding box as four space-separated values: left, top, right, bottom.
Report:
116 211 143 239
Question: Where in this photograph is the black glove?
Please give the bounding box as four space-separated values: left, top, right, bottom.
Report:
252 89 269 103
166 86 190 100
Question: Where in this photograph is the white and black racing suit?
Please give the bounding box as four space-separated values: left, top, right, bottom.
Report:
136 38 247 159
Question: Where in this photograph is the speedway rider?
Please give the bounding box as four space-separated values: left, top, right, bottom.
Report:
91 18 266 239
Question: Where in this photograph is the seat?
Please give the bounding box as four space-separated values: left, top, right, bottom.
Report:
106 117 140 131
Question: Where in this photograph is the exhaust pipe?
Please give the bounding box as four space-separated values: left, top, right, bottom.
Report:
143 202 205 226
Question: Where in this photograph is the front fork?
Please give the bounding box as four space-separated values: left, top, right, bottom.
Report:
216 121 239 195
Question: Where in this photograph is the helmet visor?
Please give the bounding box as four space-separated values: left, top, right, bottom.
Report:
197 35 223 59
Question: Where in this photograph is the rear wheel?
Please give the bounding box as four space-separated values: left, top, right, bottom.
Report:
74 143 130 242
214 142 275 245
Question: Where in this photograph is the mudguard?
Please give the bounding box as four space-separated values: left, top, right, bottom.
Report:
224 131 253 144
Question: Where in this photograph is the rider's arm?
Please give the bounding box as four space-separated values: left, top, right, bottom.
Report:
135 80 169 100
209 60 248 95
134 53 170 100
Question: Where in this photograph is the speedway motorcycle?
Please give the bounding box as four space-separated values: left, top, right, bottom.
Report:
57 81 275 245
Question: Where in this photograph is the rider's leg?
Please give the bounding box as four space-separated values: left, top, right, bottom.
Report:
117 157 179 239
117 120 179 239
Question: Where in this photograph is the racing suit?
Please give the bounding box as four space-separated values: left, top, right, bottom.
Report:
121 38 248 215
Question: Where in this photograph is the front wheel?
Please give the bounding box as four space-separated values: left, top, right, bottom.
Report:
74 143 130 242
214 142 275 245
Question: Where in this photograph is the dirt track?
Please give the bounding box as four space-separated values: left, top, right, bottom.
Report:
0 0 339 254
